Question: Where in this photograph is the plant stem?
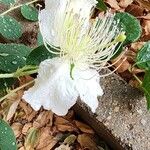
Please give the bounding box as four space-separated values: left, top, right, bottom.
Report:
133 74 143 85
14 69 38 78
0 0 39 16
0 68 38 79
0 80 34 102
0 73 14 78
128 67 142 85
21 69 38 76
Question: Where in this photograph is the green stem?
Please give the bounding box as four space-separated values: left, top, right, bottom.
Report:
128 67 142 85
14 69 38 77
0 68 38 79
22 69 38 76
0 73 14 78
133 74 142 85
0 80 34 102
0 0 39 16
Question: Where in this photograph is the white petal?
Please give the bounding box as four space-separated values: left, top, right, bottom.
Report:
23 58 78 116
39 0 68 47
39 0 97 47
68 0 97 18
74 68 103 113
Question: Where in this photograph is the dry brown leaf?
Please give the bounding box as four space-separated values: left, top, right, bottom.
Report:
54 116 70 125
129 79 141 88
131 67 145 74
141 34 150 41
113 58 131 73
119 0 133 8
19 101 32 115
36 127 57 149
55 144 71 150
33 111 53 128
19 147 25 150
39 139 58 150
136 0 150 11
142 20 150 35
131 42 145 52
38 140 58 150
27 111 38 122
3 90 23 121
63 110 74 121
125 4 144 17
77 134 98 150
7 90 23 101
56 124 78 132
11 122 23 138
19 76 34 87
75 121 94 134
105 0 120 10
6 100 20 121
125 50 136 63
138 13 150 20
22 123 33 135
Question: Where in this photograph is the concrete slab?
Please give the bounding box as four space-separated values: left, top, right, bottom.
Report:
74 69 150 150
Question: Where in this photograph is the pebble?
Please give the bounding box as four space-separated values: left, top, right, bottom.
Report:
140 119 146 126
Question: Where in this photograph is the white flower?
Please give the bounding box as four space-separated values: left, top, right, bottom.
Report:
23 58 103 115
23 0 126 116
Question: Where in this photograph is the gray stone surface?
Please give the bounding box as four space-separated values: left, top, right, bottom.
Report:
74 69 150 150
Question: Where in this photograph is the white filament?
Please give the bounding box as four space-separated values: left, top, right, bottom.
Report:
39 2 124 73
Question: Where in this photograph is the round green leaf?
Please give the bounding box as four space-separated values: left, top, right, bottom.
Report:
115 12 142 44
136 41 150 70
26 45 57 66
0 43 32 73
21 5 38 22
0 119 17 150
0 15 22 40
0 0 15 5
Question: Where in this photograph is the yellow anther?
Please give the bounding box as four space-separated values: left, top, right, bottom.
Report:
115 32 126 43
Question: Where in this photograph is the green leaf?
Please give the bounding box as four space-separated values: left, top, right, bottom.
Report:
21 4 38 22
0 0 15 5
0 78 15 91
37 32 43 46
115 12 142 44
0 15 22 40
136 41 150 70
26 45 57 66
96 0 107 11
0 70 16 96
0 43 32 73
142 71 150 110
0 119 17 150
